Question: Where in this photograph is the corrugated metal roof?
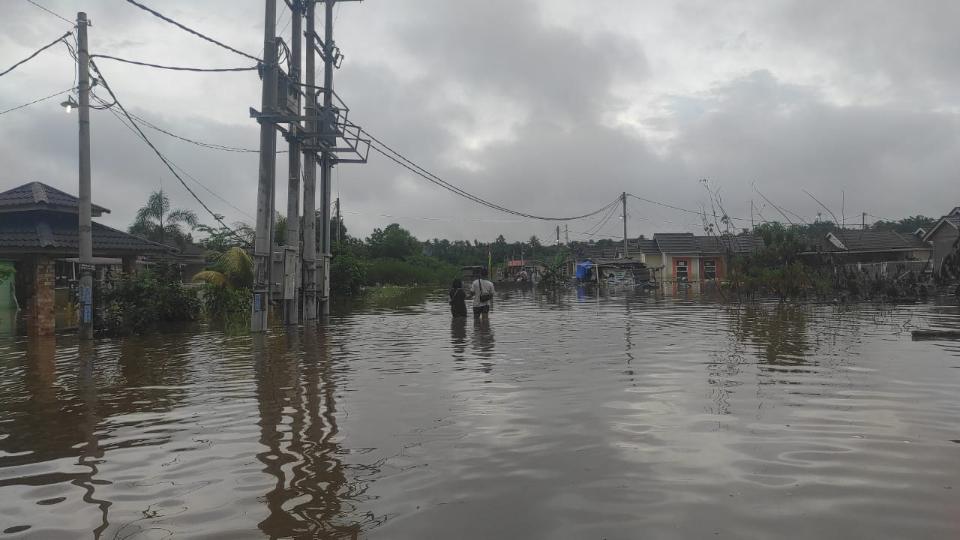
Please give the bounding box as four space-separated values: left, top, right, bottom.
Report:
0 212 169 254
0 182 109 215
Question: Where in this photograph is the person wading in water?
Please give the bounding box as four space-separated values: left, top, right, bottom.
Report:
449 279 468 318
469 268 495 319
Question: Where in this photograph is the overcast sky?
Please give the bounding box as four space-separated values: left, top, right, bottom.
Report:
2 0 958 243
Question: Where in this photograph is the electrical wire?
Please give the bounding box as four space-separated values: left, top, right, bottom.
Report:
0 31 73 78
89 54 258 73
361 130 621 221
0 87 75 117
582 203 620 237
122 0 262 63
24 0 74 26
120 110 260 153
89 60 250 245
95 94 255 224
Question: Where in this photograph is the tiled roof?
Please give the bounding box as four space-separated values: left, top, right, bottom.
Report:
809 229 929 253
695 235 764 254
630 237 660 254
0 211 169 254
0 182 109 216
652 233 698 253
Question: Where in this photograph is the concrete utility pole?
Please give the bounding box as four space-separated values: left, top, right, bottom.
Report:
319 0 335 316
77 12 94 340
302 0 319 321
283 1 303 326
301 0 364 319
252 0 279 332
621 192 628 258
565 224 569 245
556 225 560 246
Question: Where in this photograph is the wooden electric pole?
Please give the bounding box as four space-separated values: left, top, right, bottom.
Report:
77 12 94 340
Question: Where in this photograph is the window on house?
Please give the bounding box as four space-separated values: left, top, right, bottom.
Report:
676 260 688 282
704 259 717 280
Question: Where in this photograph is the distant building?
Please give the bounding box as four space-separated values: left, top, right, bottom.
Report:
922 206 960 274
570 233 763 284
803 229 931 262
801 229 932 279
652 233 763 282
0 182 170 336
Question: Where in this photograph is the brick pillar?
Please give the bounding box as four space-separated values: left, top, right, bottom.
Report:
26 256 55 337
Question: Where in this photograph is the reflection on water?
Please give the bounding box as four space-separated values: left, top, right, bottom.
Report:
0 290 959 539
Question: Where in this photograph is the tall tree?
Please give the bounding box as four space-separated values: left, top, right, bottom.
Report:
129 190 199 249
367 223 421 259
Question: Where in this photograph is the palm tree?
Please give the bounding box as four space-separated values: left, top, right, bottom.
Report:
129 190 199 248
192 247 253 289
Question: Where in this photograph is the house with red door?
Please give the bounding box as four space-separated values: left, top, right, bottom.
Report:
653 233 763 282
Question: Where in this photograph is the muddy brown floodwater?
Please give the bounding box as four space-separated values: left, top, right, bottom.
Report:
1 288 959 539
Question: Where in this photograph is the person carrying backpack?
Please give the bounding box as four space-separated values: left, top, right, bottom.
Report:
469 267 495 319
449 279 468 318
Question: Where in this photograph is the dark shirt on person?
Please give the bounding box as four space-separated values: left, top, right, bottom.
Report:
449 287 468 317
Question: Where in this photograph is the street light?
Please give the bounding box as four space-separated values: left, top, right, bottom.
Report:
60 95 78 114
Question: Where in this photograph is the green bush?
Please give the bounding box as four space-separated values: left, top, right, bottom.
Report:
364 256 458 287
101 266 200 335
331 250 368 295
200 284 250 323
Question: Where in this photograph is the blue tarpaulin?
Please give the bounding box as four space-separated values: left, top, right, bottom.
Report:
575 261 593 280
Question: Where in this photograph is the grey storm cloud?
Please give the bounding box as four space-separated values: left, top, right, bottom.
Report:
1 0 958 243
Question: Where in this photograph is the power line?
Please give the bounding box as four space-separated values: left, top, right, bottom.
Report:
24 0 74 26
583 203 620 237
89 54 258 73
120 109 260 153
89 60 249 245
122 0 262 63
362 130 621 221
94 93 255 225
0 31 72 78
0 86 74 117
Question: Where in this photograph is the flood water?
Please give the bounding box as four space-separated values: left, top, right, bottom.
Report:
1 288 959 539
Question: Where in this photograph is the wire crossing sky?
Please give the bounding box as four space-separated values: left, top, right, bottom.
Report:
1 0 958 242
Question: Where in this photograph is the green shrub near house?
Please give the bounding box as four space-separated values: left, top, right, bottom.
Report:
192 247 253 325
101 265 199 336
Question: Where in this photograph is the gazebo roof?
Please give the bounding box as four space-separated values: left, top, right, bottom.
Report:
0 182 109 216
0 211 169 256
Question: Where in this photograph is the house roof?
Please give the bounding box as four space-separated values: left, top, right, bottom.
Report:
0 211 169 255
0 182 109 216
652 233 698 253
695 235 764 254
922 214 960 242
808 229 930 254
630 237 660 254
